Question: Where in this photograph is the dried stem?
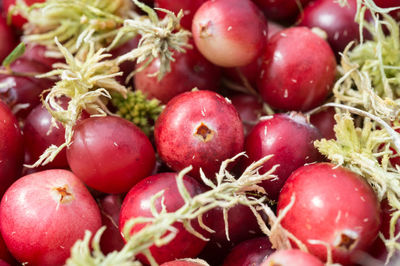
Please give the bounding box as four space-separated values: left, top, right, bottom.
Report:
66 153 280 265
14 0 133 59
26 38 127 168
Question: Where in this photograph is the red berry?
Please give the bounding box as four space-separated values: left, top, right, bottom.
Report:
0 169 102 266
277 163 381 264
192 0 268 67
222 237 274 266
373 0 400 21
135 46 221 104
0 100 23 197
243 113 322 201
260 249 324 266
154 90 244 180
98 195 125 254
310 107 336 140
230 94 265 136
257 27 336 111
23 104 68 169
0 16 16 62
120 172 208 264
67 116 156 194
299 0 361 56
253 0 313 22
0 58 53 118
200 204 263 264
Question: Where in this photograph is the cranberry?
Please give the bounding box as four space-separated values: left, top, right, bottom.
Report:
3 0 45 29
192 0 268 67
22 44 63 68
23 104 68 170
161 260 206 266
310 107 336 140
67 116 156 194
252 0 313 22
366 199 400 263
135 45 221 104
260 249 324 266
154 90 244 180
98 195 125 254
110 37 140 85
119 172 208 264
278 163 381 264
222 237 274 266
299 0 361 56
229 94 265 136
200 204 263 264
257 27 336 111
0 169 102 266
243 113 323 201
0 58 53 118
0 16 16 62
0 100 23 197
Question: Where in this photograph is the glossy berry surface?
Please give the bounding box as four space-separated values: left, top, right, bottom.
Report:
135 46 221 104
257 27 336 111
200 204 263 264
229 94 264 136
253 0 312 22
120 172 208 264
0 58 53 118
278 163 381 264
0 169 102 266
310 107 336 140
299 0 360 56
0 16 16 62
67 116 156 193
0 100 23 197
260 249 324 266
99 195 125 254
192 0 268 67
154 90 244 180
23 104 68 169
244 113 322 201
222 237 274 266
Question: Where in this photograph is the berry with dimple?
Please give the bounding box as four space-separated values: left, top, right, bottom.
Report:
277 163 381 264
0 169 102 266
154 90 244 180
